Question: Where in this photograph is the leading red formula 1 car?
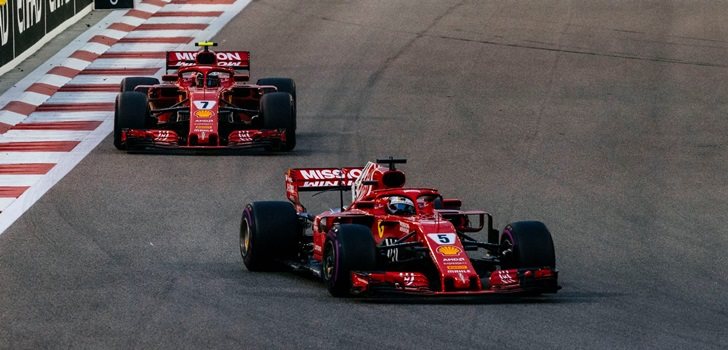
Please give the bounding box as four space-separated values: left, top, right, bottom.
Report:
114 42 296 152
239 158 560 298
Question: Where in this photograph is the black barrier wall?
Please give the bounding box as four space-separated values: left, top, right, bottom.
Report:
0 0 93 70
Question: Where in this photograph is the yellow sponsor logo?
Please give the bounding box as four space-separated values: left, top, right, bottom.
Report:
0 0 6 6
378 221 385 238
195 109 213 118
446 265 469 270
437 245 461 256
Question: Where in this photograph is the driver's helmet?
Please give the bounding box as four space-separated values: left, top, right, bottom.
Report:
195 73 204 87
386 196 416 216
207 73 221 87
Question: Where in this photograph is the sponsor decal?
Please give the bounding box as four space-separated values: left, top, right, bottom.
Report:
446 265 469 270
299 168 362 181
49 0 72 12
194 125 213 131
442 257 465 262
399 272 415 286
0 1 6 6
427 233 456 244
194 109 213 118
436 245 461 256
399 222 409 234
300 180 355 188
378 221 385 238
17 0 43 34
0 1 9 47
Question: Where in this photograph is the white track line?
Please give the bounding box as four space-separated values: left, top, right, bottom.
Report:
88 59 165 69
0 130 90 142
25 112 111 122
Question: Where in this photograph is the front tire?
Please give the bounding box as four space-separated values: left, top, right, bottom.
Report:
260 92 296 151
499 221 555 269
322 224 377 297
114 91 149 150
240 201 299 271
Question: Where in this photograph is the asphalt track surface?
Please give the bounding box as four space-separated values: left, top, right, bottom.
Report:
2 1 728 349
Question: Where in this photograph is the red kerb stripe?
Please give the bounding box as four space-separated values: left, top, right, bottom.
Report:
2 101 37 115
0 187 29 198
108 23 137 32
70 50 100 62
137 23 208 30
80 68 160 75
13 121 103 131
118 37 192 44
26 83 59 96
100 52 166 59
153 11 223 17
0 141 79 152
89 35 118 46
0 164 55 175
126 9 154 19
47 66 80 78
58 84 119 92
36 103 115 112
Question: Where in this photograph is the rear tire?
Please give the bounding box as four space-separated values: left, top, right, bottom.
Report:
260 92 296 151
499 221 555 269
322 224 377 297
240 201 299 271
114 91 149 150
120 77 159 93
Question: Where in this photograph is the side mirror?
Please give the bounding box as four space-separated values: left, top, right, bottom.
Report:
441 199 462 210
162 74 177 82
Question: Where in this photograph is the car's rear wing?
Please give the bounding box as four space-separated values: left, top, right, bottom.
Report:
285 167 364 211
165 50 251 72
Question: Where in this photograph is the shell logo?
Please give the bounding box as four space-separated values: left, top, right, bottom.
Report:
437 245 461 256
195 109 213 118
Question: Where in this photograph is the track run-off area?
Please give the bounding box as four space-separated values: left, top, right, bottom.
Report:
1 1 727 349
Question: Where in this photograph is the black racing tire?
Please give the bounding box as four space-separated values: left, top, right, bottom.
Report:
323 224 377 297
120 77 159 93
257 78 297 132
114 91 149 150
260 91 296 151
240 201 299 271
499 221 556 269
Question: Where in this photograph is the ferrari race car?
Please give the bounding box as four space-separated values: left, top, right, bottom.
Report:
239 158 560 298
113 42 296 152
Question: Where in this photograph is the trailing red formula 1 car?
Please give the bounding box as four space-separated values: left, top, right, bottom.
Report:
239 158 560 298
114 42 296 152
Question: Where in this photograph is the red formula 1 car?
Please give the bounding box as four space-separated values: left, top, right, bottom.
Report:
113 42 296 152
239 158 560 298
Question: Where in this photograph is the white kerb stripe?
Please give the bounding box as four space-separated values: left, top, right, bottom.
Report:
135 3 163 13
117 16 147 27
18 92 49 105
124 30 199 38
68 75 126 85
46 92 118 103
37 74 73 88
25 111 111 123
145 17 212 24
0 175 44 187
88 58 164 69
98 29 130 40
0 152 68 164
81 42 112 55
160 4 238 11
60 57 92 71
108 43 181 52
0 130 90 142
0 111 28 125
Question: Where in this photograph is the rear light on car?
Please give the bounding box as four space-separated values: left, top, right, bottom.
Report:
535 268 554 278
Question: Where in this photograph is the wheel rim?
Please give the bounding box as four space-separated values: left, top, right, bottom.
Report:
240 219 251 258
323 241 335 281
